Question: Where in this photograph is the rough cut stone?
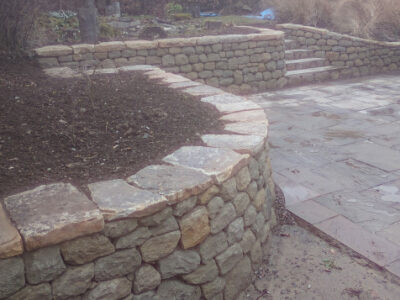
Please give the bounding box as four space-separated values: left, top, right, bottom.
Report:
164 146 249 184
0 257 25 299
225 122 268 138
52 263 94 300
244 205 257 227
140 207 172 227
24 246 66 284
140 231 181 262
94 248 142 281
199 185 220 205
157 280 201 300
201 277 226 300
202 134 264 155
224 256 252 300
61 233 114 265
250 240 263 265
254 189 267 211
150 216 179 236
128 165 213 203
252 213 266 238
88 179 168 220
182 260 219 284
115 227 151 249
94 41 125 52
207 197 225 219
35 45 72 56
220 178 238 200
159 250 201 278
247 181 258 200
125 40 158 50
183 85 224 97
173 196 198 217
4 183 103 251
240 229 257 254
179 207 210 249
233 193 250 216
236 167 251 191
8 283 51 300
0 203 23 259
133 265 161 294
104 219 138 239
227 218 245 244
211 203 237 234
220 110 267 123
132 291 160 300
84 278 131 300
199 234 229 265
215 243 243 275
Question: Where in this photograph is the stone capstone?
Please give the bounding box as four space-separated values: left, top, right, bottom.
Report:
224 256 252 300
60 233 114 265
179 207 210 249
128 165 213 203
52 263 94 300
140 231 181 262
182 260 219 284
115 227 151 249
157 280 201 300
215 243 243 275
0 257 25 299
94 248 142 281
133 264 161 294
104 219 138 239
84 277 131 300
4 183 103 251
88 179 168 220
158 250 201 279
201 134 264 156
0 203 23 259
8 283 51 300
24 246 66 284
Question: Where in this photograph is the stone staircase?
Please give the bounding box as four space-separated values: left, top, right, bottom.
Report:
284 39 341 86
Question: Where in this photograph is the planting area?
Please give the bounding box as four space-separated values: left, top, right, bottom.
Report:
0 58 222 198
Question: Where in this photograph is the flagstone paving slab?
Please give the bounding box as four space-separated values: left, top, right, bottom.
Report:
250 74 400 278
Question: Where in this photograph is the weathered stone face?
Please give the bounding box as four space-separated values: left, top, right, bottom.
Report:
182 260 219 284
157 280 201 300
60 234 115 265
84 277 132 300
224 256 252 300
159 250 201 279
104 219 138 239
140 231 181 262
179 207 210 249
215 243 243 275
133 264 161 294
0 257 25 299
115 227 151 249
0 204 23 259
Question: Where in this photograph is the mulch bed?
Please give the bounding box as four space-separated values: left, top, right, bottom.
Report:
0 58 223 198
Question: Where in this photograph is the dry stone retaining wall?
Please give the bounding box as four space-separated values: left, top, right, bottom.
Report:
0 65 276 300
278 23 400 78
34 27 286 93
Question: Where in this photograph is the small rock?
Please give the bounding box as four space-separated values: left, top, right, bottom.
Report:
199 232 228 263
115 227 151 249
140 207 172 227
210 203 236 234
85 278 131 300
227 218 244 245
104 219 138 239
140 231 181 262
133 265 161 294
159 250 201 279
179 207 210 249
150 216 179 236
220 178 237 200
232 193 250 216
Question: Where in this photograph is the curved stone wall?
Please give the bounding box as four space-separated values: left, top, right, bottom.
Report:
33 27 286 93
0 66 276 300
277 23 400 78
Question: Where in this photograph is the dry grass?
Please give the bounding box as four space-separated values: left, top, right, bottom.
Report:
263 0 400 41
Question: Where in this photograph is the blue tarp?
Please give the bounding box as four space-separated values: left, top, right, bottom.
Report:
246 8 275 20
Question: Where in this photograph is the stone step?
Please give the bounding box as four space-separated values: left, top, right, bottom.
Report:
286 57 327 71
285 49 314 60
284 39 297 50
286 66 342 87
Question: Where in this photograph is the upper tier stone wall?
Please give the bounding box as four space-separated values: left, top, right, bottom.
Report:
277 23 400 78
33 27 287 93
0 65 276 300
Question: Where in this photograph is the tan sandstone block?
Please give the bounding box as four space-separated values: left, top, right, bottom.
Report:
4 183 104 251
179 207 211 249
125 40 158 50
35 45 72 57
94 41 126 52
72 44 94 54
0 204 23 259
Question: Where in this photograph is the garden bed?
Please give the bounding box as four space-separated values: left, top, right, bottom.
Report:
0 58 223 198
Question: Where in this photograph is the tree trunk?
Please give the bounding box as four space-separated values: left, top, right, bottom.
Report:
78 0 99 43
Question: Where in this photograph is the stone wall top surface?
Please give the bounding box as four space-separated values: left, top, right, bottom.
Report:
277 23 400 47
0 65 270 258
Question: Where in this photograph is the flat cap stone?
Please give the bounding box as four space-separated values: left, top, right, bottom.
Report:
201 94 261 114
128 164 213 203
0 204 23 259
224 122 269 137
125 40 158 50
88 179 168 221
163 146 249 183
72 44 94 54
94 41 126 52
183 85 225 97
158 38 197 47
35 45 72 57
202 134 265 155
220 110 267 123
119 65 156 72
4 183 104 251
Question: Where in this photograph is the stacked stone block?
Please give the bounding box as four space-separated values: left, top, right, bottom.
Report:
277 24 400 79
34 28 286 93
0 66 276 300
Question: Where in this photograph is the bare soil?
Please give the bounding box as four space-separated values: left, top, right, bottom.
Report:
0 58 223 198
